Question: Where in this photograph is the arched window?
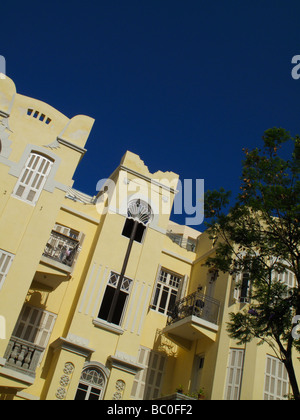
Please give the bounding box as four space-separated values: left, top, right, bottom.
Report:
12 152 53 205
75 366 107 400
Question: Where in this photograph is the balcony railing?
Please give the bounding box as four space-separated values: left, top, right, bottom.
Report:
42 230 79 268
3 336 44 378
167 291 221 327
166 232 197 252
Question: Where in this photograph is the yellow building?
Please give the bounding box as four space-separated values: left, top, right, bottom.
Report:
0 75 298 400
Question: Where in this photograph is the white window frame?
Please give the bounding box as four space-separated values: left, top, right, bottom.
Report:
12 152 53 205
151 268 183 316
97 271 133 326
224 348 245 400
75 366 107 401
273 268 296 289
0 249 14 290
233 272 251 303
264 355 289 400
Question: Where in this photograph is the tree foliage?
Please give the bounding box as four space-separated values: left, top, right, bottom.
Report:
204 128 300 399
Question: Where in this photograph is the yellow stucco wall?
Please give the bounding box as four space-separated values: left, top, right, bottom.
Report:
0 76 299 401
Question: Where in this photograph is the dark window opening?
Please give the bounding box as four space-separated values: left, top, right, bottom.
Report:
240 272 250 302
75 383 88 400
98 286 128 325
122 218 146 243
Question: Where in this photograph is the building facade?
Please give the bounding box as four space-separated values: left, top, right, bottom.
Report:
0 76 298 400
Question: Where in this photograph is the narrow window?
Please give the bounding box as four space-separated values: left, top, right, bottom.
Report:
240 272 251 303
27 109 33 116
224 348 245 400
13 153 53 205
233 272 251 303
131 346 166 400
191 354 205 393
0 249 14 290
98 272 132 326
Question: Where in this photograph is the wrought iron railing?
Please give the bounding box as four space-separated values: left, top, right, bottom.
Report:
42 230 79 267
4 336 44 378
167 291 221 326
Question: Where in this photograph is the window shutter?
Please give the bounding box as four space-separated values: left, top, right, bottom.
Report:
233 273 241 302
13 153 53 204
0 250 14 289
176 274 188 301
225 349 245 400
150 265 162 306
131 346 165 400
72 232 85 268
13 305 56 348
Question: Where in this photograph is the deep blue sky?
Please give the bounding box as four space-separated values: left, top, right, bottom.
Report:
2 0 300 228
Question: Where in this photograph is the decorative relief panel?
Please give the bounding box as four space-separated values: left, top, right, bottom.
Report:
55 362 75 400
112 379 125 400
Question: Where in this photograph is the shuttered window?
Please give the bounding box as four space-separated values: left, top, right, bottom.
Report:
224 348 245 400
233 272 251 303
13 305 56 348
264 355 289 400
13 153 53 205
131 346 166 400
0 249 14 290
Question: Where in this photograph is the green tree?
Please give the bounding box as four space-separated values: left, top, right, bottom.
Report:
204 128 300 400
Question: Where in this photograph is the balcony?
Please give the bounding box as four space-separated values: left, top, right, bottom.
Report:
166 232 196 252
40 230 79 274
162 291 221 347
3 336 44 383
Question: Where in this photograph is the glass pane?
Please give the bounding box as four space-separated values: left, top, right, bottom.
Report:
74 383 88 400
26 189 36 202
98 286 115 321
88 387 101 400
158 287 168 313
15 185 25 197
